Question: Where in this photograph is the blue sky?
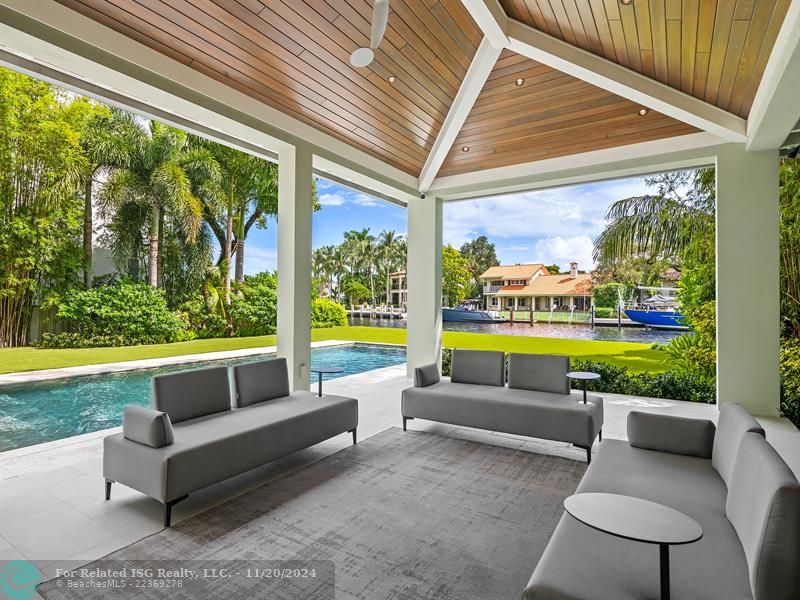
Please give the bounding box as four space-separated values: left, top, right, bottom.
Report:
242 175 653 275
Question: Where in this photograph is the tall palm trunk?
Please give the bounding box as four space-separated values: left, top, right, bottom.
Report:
147 204 159 288
223 207 233 304
234 240 245 283
83 175 94 288
386 267 391 306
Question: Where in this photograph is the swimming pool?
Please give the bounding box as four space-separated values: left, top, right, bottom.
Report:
0 344 406 452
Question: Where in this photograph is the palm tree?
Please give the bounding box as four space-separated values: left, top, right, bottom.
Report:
78 107 141 288
342 229 376 306
313 246 336 297
101 121 209 287
377 230 403 306
593 169 715 266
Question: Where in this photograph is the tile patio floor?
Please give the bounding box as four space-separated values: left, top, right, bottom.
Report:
1 363 799 595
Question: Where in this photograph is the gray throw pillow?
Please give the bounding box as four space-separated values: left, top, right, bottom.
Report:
123 405 174 448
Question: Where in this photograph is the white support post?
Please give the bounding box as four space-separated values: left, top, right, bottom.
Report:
406 197 443 376
277 144 313 391
716 144 780 416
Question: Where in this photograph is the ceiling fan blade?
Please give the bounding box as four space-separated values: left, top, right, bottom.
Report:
369 0 389 49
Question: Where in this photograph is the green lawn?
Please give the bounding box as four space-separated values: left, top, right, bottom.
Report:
0 326 669 375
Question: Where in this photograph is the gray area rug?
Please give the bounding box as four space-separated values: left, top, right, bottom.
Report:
38 428 585 600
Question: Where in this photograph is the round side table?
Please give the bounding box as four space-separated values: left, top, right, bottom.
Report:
310 366 344 397
566 371 600 403
564 492 702 600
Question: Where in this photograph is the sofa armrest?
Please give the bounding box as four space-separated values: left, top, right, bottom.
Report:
414 363 440 387
627 411 715 458
123 405 174 448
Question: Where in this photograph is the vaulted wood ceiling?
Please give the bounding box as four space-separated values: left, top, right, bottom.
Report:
58 0 483 176
56 0 790 181
500 0 791 118
438 50 698 177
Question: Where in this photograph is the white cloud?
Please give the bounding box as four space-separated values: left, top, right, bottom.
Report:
319 193 346 206
244 246 277 275
532 236 595 271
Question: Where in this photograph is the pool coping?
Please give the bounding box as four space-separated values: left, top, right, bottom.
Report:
0 339 367 386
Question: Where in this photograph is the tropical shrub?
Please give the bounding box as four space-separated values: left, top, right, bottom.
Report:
664 301 716 380
780 339 800 427
311 298 348 328
229 273 278 337
593 306 614 318
592 282 628 308
36 282 183 347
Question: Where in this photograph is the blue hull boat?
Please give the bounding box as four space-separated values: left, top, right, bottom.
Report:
624 309 688 330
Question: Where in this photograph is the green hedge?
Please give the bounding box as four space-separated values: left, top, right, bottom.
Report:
780 340 800 427
36 282 184 347
440 348 715 404
311 297 348 328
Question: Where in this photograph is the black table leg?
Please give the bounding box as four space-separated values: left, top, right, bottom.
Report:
660 543 670 600
318 373 323 397
582 380 588 404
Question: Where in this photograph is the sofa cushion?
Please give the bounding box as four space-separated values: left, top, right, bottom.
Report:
414 363 440 387
726 432 800 600
712 402 765 488
152 366 231 423
627 411 716 458
508 353 570 394
525 439 752 600
122 405 174 448
163 392 358 500
232 358 290 407
401 382 602 447
450 349 505 386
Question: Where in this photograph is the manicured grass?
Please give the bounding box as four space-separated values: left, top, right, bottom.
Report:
0 326 669 375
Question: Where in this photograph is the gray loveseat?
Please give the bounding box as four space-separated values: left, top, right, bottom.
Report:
103 358 358 526
524 403 800 600
402 350 603 463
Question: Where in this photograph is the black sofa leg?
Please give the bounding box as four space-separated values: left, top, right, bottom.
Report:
105 480 112 501
586 447 591 465
164 495 188 528
598 429 602 442
403 416 413 431
349 428 357 444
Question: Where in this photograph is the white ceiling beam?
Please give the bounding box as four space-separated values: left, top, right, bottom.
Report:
428 132 726 201
505 18 747 143
417 36 501 193
460 0 507 49
746 0 800 151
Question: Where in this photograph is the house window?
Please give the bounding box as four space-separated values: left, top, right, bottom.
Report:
506 298 514 308
518 298 526 307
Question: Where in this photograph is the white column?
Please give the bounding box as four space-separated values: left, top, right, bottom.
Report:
716 144 780 416
277 144 313 391
406 196 443 375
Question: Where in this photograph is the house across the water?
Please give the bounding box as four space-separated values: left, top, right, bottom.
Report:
480 262 592 312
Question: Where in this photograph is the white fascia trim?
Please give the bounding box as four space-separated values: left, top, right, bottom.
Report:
429 132 725 201
746 0 800 151
418 37 502 193
505 19 747 143
0 0 418 199
460 0 508 49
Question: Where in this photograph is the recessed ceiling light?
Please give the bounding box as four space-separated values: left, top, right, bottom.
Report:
462 146 470 152
638 108 649 116
515 78 525 86
620 0 633 5
388 75 396 83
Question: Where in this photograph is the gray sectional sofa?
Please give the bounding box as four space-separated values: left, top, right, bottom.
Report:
103 358 358 526
524 403 800 600
402 350 603 463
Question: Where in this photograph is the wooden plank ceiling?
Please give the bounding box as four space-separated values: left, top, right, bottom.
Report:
58 0 483 176
438 50 698 177
500 0 791 118
54 1 788 181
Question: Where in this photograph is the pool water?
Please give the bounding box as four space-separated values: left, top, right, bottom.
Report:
0 344 405 452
